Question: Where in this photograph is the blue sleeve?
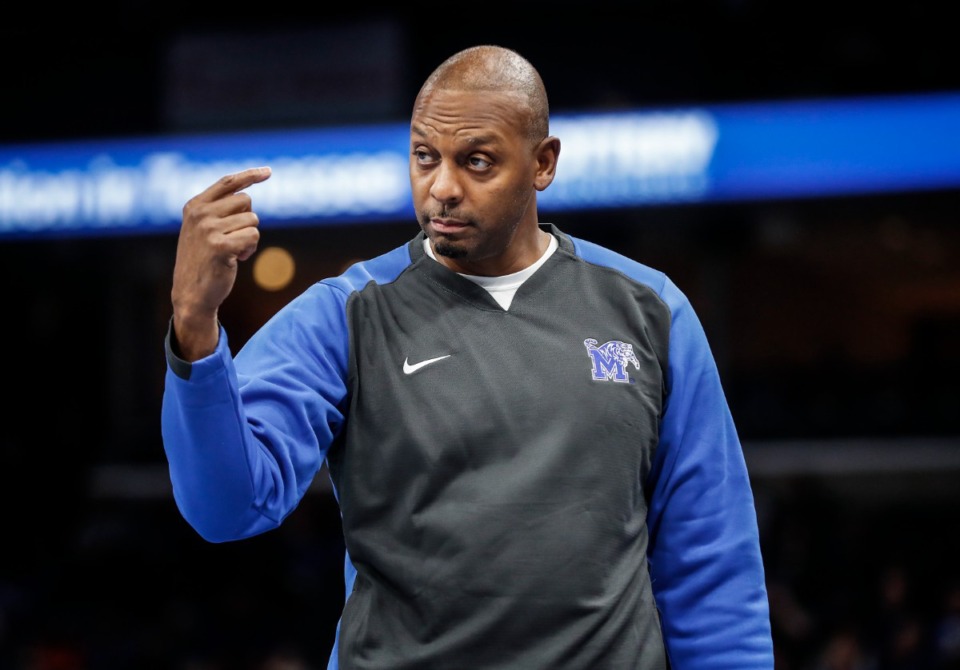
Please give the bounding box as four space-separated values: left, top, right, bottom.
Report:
646 277 773 668
160 281 351 543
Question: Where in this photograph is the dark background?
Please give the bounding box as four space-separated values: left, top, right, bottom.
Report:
2 7 960 669
5 9 960 145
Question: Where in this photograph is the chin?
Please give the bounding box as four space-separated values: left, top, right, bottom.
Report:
434 241 468 260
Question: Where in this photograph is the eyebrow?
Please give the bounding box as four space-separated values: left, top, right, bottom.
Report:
463 133 499 146
410 125 501 148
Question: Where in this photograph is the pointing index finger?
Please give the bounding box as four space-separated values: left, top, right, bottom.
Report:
207 166 273 200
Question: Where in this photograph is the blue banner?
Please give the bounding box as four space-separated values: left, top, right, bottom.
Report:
2 91 959 240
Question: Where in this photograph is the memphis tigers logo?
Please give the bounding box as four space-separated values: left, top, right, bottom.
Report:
583 338 640 383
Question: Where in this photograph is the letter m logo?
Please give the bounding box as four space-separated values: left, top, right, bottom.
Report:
583 338 640 383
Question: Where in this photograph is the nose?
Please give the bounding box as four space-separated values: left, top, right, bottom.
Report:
429 161 463 205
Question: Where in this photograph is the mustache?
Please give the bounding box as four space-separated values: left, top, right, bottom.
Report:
419 208 468 224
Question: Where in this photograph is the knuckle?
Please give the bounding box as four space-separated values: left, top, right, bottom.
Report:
182 195 200 217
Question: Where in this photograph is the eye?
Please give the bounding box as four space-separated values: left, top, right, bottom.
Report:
468 155 492 170
413 148 436 165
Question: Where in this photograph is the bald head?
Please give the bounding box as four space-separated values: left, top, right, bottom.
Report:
415 45 550 144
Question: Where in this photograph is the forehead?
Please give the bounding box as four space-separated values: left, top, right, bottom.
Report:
410 88 530 146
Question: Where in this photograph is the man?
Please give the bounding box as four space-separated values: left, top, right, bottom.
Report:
161 45 774 668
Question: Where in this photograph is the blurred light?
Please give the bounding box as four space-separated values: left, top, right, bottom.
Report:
253 246 295 291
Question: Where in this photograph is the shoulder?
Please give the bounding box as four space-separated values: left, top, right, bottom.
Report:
550 225 697 325
320 236 418 297
550 225 667 294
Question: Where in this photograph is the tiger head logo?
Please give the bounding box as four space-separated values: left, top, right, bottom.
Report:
583 338 640 383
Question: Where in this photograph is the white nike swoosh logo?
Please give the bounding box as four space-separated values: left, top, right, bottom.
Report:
403 355 452 375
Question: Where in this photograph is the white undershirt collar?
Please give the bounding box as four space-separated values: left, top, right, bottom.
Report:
423 234 559 310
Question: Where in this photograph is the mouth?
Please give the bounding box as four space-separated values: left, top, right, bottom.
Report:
430 217 470 235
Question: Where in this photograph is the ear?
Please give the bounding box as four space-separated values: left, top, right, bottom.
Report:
533 136 561 192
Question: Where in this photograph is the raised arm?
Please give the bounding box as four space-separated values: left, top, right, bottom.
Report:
171 166 272 360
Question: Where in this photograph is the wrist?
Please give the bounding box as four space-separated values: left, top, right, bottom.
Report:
172 311 219 361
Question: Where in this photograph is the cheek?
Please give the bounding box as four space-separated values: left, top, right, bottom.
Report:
409 173 429 205
499 177 535 213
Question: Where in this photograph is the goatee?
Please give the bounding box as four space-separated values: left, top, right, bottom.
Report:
434 241 467 259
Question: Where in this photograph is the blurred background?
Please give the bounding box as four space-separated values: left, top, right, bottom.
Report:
2 6 960 669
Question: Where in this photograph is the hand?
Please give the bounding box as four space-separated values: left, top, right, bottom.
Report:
171 166 272 361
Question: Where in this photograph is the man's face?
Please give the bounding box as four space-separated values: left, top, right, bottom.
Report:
409 88 540 276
